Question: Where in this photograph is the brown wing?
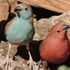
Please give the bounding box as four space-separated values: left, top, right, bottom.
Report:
5 17 16 34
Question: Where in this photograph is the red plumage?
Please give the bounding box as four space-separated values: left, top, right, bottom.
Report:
39 23 70 64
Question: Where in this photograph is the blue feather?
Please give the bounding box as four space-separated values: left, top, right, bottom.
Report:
6 5 34 44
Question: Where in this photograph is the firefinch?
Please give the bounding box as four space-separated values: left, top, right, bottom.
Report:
39 23 70 64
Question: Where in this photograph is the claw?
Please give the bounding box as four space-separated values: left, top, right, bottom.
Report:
27 51 33 70
3 43 12 70
3 58 12 70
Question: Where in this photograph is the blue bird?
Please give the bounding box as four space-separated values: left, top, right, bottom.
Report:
4 3 35 69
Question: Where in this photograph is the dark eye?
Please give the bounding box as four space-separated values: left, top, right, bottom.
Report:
17 1 22 4
57 31 60 33
25 8 28 10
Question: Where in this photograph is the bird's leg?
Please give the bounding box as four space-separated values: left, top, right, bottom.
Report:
4 43 12 70
26 43 34 70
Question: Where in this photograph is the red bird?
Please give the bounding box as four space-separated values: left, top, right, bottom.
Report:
39 23 70 64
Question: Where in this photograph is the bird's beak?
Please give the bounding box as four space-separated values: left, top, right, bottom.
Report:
14 6 22 12
63 24 70 31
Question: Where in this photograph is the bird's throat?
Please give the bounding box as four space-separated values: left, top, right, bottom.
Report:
17 12 20 18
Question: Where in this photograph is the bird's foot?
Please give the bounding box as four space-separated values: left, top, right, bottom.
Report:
27 59 33 70
3 57 12 70
27 58 36 70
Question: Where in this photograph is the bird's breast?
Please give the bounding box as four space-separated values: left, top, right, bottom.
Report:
6 19 33 44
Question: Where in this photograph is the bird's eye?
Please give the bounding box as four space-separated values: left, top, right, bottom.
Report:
57 31 60 33
25 8 28 10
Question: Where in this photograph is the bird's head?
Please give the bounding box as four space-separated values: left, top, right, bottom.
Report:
50 23 70 39
14 3 32 19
